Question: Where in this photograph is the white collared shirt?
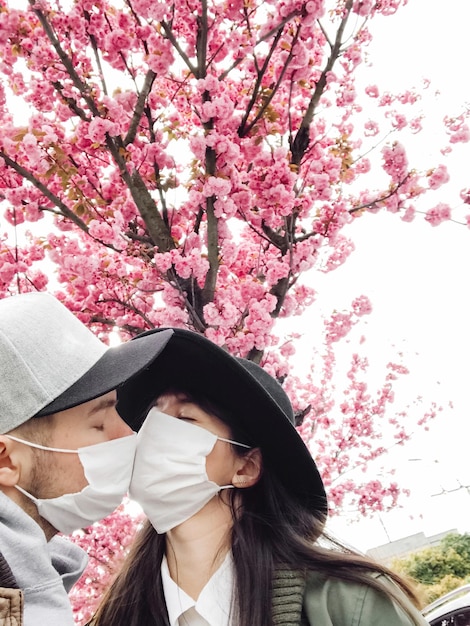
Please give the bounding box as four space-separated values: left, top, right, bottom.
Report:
161 552 235 626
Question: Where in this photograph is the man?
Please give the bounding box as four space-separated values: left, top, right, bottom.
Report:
0 292 173 625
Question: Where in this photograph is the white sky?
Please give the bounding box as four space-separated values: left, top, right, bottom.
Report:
302 213 470 552
290 0 470 551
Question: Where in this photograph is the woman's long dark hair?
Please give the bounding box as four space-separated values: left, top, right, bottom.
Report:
89 391 423 626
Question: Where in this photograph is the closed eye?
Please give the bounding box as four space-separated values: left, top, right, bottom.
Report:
178 415 196 422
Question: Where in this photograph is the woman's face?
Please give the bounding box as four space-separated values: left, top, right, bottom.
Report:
155 391 243 485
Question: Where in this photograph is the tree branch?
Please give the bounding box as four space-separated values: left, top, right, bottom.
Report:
238 26 284 137
196 0 208 79
0 150 90 234
160 21 197 76
124 70 157 146
290 0 353 165
29 0 100 116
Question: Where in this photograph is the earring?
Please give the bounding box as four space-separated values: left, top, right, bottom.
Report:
235 478 247 488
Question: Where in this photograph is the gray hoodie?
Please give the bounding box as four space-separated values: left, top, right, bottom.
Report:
0 492 88 625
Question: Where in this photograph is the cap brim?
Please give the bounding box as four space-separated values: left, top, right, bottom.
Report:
118 328 327 516
36 329 174 421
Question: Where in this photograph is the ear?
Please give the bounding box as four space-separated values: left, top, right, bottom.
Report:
0 436 21 487
232 448 262 489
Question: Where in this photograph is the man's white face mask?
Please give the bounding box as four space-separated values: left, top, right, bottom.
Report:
6 433 137 534
129 409 251 534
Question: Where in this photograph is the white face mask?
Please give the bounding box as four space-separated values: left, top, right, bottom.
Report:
7 433 136 534
129 408 250 534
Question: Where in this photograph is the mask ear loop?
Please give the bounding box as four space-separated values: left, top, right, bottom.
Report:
15 484 40 502
5 434 78 454
217 436 251 449
216 438 253 489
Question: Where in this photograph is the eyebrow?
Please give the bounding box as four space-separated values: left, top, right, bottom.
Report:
87 396 117 417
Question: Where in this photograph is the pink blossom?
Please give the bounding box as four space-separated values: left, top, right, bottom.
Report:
382 142 408 181
104 29 132 54
353 0 374 16
87 117 119 143
389 111 407 130
305 0 324 17
88 220 119 245
401 206 416 222
212 94 235 119
427 164 450 190
424 202 451 226
202 176 232 197
352 295 372 316
365 84 379 98
325 71 338 84
200 100 216 121
265 259 290 284
364 120 379 136
197 75 219 94
131 0 168 20
355 158 371 174
213 197 237 218
189 135 206 160
325 311 353 343
409 117 423 133
460 188 470 205
449 124 470 144
280 341 296 357
344 46 362 69
323 236 355 271
0 262 17 283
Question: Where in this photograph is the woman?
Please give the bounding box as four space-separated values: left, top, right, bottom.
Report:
90 328 427 626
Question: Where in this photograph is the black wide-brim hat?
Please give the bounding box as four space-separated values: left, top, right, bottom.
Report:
117 328 327 517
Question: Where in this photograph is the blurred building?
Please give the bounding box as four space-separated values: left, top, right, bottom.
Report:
366 529 458 565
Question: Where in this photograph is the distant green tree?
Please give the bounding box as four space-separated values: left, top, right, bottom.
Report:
391 532 470 604
441 532 470 565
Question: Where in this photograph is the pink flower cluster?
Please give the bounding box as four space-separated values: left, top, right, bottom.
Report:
427 164 450 190
424 202 451 226
381 142 408 182
69 501 143 624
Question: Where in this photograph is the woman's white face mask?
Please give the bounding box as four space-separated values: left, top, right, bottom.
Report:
129 408 250 533
6 433 137 534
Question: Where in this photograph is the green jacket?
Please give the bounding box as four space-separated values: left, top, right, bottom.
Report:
272 569 428 626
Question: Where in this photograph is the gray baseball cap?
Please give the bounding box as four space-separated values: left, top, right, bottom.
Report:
0 292 173 433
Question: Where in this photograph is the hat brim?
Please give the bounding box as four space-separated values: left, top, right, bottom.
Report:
36 329 174 421
117 328 327 516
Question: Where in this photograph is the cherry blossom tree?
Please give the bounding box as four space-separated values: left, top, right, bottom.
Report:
0 0 461 620
68 501 144 625
0 0 455 514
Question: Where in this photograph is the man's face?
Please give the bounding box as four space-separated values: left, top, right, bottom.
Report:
12 390 133 534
